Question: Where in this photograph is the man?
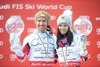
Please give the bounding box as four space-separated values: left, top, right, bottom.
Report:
14 11 58 67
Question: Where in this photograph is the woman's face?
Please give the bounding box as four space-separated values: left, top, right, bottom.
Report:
59 23 69 34
36 17 48 31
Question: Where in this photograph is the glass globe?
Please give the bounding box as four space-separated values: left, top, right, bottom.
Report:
5 16 24 34
73 17 92 36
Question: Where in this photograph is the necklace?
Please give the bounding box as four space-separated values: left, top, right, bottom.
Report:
36 32 50 57
61 46 68 67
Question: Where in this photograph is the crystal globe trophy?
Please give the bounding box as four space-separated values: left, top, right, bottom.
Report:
5 16 24 52
73 16 92 52
73 16 92 36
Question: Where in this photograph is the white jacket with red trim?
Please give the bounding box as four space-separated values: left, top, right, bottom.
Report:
15 29 57 62
56 31 89 63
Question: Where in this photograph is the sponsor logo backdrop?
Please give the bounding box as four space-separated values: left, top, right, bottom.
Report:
0 0 100 67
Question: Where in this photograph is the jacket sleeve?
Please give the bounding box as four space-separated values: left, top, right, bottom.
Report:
15 43 30 62
54 49 58 63
80 49 89 61
78 35 89 61
15 35 31 62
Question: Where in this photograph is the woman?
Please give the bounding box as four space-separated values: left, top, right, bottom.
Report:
56 10 89 67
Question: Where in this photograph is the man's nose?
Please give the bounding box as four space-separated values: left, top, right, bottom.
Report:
39 21 44 24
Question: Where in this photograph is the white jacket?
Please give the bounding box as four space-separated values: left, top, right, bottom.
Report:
56 31 88 63
21 29 57 62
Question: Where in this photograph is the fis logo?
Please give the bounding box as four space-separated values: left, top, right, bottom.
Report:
0 15 4 20
0 41 3 46
96 28 100 35
0 28 4 33
0 54 3 59
97 54 100 61
10 54 16 61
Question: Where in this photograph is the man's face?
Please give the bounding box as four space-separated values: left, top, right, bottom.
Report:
36 17 48 31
